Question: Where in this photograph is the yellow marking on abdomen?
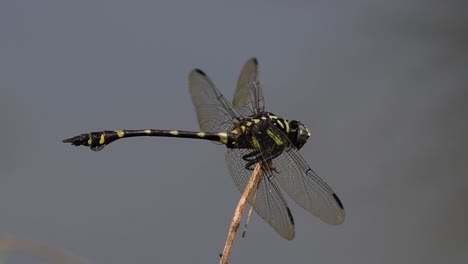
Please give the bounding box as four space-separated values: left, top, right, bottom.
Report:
261 116 267 120
170 130 179 136
197 132 206 137
266 129 284 146
246 121 252 126
99 134 105 145
218 132 228 144
269 114 278 119
284 121 290 133
87 137 93 146
116 130 125 138
241 126 246 132
144 129 151 134
253 119 260 123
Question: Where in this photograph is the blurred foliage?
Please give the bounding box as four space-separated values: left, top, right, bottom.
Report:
0 237 88 264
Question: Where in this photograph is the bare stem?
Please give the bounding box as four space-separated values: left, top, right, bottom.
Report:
219 163 263 264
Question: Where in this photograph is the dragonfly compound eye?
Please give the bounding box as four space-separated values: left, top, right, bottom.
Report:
297 123 310 145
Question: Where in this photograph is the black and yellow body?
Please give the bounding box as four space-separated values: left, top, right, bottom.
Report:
63 58 344 241
62 112 309 153
63 128 228 151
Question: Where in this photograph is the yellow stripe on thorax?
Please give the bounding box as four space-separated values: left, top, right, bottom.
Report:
276 120 285 129
251 136 261 149
284 121 290 133
266 129 284 146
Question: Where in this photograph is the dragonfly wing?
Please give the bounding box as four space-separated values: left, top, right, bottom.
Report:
188 69 241 133
226 148 295 240
232 58 265 116
272 146 345 225
254 122 345 225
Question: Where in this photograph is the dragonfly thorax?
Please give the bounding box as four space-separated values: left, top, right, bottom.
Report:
226 112 310 151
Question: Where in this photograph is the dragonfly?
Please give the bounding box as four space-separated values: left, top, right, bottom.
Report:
63 58 345 240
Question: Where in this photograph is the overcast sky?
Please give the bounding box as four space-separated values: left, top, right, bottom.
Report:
1 1 467 263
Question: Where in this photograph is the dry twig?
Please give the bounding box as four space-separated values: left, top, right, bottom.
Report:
219 163 263 264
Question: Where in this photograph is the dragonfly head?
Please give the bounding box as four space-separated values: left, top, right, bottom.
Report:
289 120 311 150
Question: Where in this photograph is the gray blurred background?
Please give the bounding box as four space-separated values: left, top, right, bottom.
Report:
1 0 467 263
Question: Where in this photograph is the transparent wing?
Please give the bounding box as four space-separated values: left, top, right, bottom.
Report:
226 148 295 240
232 57 265 116
188 69 241 133
265 126 345 225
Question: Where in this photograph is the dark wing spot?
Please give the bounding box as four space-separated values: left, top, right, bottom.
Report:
332 193 344 209
286 207 295 225
252 57 258 65
194 69 206 76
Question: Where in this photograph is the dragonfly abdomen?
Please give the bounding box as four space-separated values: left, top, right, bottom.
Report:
63 129 229 151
